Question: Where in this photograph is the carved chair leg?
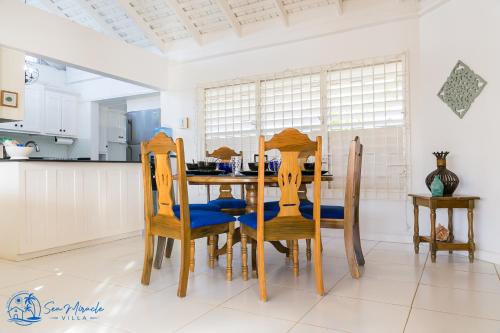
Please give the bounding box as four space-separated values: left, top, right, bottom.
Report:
313 235 325 296
226 223 235 281
241 231 249 281
141 234 154 285
208 235 216 269
165 238 174 258
189 240 195 272
292 240 299 276
306 239 312 261
257 238 267 301
154 236 166 269
177 239 191 297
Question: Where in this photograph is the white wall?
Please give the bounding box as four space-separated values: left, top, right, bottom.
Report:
0 47 25 122
127 94 161 112
165 18 420 241
415 0 500 263
0 1 168 90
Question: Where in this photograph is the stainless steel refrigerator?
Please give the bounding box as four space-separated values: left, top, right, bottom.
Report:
126 109 164 161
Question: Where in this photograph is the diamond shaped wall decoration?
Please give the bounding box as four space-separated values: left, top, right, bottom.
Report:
438 60 487 119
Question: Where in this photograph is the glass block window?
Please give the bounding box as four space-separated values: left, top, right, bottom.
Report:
260 74 321 137
204 83 257 163
327 61 404 130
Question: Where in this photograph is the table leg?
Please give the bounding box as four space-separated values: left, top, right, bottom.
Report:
468 207 475 263
413 203 419 254
245 184 258 213
430 208 437 263
447 208 454 254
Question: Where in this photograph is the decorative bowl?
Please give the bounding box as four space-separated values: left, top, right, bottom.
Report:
248 162 269 171
6 146 34 160
186 163 198 170
197 161 217 171
303 162 315 170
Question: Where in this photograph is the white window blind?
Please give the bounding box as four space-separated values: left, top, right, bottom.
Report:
326 59 407 199
204 83 257 163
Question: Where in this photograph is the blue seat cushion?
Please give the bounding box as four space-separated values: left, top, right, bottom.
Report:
209 198 247 209
300 204 344 220
263 200 311 211
239 210 312 229
173 203 220 213
174 209 236 229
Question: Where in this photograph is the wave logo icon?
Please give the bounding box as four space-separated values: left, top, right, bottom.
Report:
6 291 42 326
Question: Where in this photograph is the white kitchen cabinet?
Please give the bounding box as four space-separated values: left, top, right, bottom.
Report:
107 111 127 143
0 85 43 133
44 90 78 137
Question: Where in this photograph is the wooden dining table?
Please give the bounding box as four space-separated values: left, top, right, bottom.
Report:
155 173 333 272
186 173 333 272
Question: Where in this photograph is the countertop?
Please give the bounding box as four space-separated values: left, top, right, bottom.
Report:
0 158 140 163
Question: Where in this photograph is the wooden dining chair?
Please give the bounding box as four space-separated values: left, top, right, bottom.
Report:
141 133 237 297
301 136 365 278
206 146 246 216
239 128 324 301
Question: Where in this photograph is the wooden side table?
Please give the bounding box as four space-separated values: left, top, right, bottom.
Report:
408 194 480 263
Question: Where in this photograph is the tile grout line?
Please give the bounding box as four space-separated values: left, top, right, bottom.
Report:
402 249 429 332
287 241 381 332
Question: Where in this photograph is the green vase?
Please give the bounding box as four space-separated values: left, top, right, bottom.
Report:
430 175 444 197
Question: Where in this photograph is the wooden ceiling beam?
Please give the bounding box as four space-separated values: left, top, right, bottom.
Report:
75 0 121 39
164 0 203 45
336 0 343 15
116 0 167 53
272 0 289 26
214 0 242 37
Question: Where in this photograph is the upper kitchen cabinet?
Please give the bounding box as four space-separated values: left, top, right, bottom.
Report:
0 47 25 123
0 84 43 133
44 90 78 137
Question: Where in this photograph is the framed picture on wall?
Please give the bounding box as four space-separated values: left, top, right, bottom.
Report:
1 90 18 108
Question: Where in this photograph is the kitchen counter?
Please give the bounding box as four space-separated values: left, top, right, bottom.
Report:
0 160 144 260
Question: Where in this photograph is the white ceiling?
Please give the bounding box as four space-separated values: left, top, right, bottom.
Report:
22 0 433 59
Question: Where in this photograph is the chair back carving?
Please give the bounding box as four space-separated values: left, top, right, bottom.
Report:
141 132 190 232
206 146 243 200
257 128 322 233
344 137 363 226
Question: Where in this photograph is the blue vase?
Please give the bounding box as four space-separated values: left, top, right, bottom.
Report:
430 175 444 197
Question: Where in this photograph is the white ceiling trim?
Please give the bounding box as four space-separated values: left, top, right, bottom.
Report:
272 0 289 26
116 0 167 53
214 0 242 37
164 0 203 45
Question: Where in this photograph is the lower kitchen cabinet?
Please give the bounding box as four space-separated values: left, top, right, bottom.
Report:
0 161 144 260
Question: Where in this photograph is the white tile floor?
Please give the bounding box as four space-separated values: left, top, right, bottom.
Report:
0 234 499 333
